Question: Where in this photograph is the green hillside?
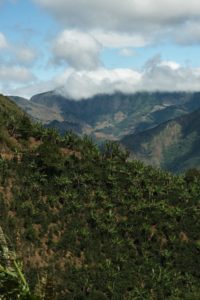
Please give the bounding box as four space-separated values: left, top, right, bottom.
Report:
122 108 200 173
0 94 34 153
1 94 200 299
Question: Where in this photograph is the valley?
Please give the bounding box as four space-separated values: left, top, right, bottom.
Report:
11 91 200 172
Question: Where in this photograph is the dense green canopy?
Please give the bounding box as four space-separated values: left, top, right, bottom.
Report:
0 94 200 299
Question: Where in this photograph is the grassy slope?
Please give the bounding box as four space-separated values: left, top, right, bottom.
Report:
0 95 200 299
0 94 25 151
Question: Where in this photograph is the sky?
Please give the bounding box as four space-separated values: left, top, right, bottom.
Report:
1 0 200 99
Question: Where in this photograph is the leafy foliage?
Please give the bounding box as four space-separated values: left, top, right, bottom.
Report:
0 225 38 299
0 95 200 299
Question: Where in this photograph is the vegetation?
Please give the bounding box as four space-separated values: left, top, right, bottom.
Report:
0 94 200 299
122 108 200 172
0 225 38 299
12 91 200 141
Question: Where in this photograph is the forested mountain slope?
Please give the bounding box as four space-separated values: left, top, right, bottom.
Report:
122 108 200 172
11 91 200 140
0 94 33 154
0 94 200 299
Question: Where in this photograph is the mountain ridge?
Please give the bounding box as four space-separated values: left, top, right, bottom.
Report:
121 107 200 172
11 91 200 141
10 91 200 172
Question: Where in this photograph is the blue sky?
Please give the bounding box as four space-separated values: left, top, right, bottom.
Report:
1 0 200 99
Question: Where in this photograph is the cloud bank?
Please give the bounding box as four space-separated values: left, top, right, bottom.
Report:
9 56 200 100
55 58 200 100
35 0 200 32
2 1 200 99
34 0 200 48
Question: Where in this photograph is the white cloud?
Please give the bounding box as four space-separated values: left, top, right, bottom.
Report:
53 30 102 70
0 32 37 66
34 0 200 50
91 30 148 48
6 79 56 99
56 68 142 99
52 29 147 71
119 48 136 57
140 56 200 92
3 1 200 99
0 65 36 98
174 21 200 45
15 47 37 64
0 32 8 49
53 57 200 100
0 32 39 96
144 55 181 71
6 57 200 100
159 61 180 71
0 66 35 83
35 0 200 32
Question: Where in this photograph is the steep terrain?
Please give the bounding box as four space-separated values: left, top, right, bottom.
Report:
0 94 33 155
11 91 200 141
122 108 200 172
11 95 64 124
1 94 200 299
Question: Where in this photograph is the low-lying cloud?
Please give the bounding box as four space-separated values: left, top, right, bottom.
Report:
0 66 35 83
54 57 200 100
56 68 142 99
7 57 200 100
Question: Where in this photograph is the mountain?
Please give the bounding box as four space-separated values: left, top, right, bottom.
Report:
11 91 200 141
122 107 200 172
0 94 33 155
1 94 200 299
11 95 65 124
